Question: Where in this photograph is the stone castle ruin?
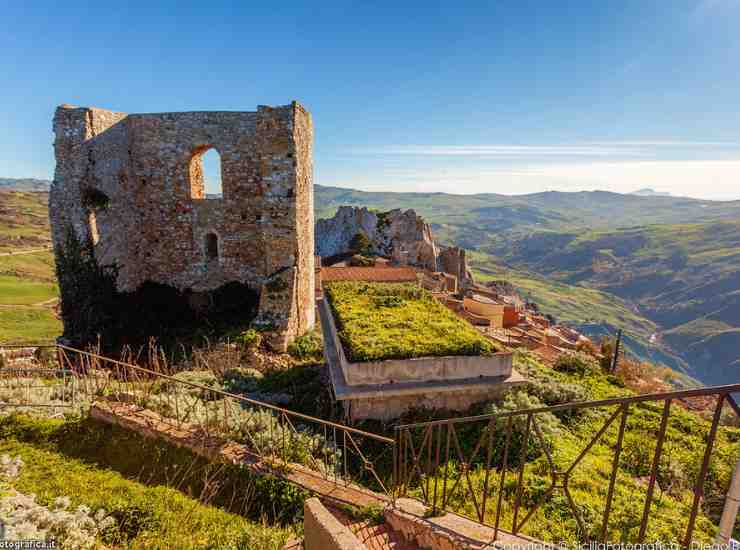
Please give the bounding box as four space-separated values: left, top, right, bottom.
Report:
50 102 315 350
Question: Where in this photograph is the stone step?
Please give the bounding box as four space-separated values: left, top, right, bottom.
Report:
326 505 421 550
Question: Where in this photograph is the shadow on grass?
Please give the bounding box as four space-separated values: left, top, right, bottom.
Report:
0 414 308 525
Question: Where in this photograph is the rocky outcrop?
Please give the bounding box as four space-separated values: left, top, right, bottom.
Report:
316 206 438 271
315 206 474 287
315 206 380 259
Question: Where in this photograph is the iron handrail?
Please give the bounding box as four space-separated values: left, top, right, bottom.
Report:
56 344 394 444
4 342 738 545
395 382 740 430
395 383 740 547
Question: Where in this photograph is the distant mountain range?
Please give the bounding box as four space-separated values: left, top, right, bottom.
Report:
631 188 672 197
0 178 51 192
3 177 738 385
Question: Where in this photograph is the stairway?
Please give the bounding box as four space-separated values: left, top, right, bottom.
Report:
326 505 421 550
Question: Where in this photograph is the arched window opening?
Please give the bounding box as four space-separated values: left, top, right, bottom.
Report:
189 146 223 199
205 233 219 261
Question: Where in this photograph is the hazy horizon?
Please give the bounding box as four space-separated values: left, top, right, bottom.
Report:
6 173 739 203
3 1 740 201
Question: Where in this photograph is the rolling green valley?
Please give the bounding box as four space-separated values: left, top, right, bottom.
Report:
1 179 738 384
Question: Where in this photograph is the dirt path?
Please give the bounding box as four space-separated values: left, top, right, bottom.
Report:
0 248 50 257
0 298 58 309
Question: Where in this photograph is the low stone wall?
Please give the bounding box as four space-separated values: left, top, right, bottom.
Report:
304 498 366 550
320 297 514 385
344 353 512 385
386 498 540 550
348 384 512 422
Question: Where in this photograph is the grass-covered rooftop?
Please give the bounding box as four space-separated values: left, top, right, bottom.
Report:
325 282 501 362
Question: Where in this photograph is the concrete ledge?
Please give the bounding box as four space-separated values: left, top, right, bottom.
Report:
304 498 366 550
387 498 541 550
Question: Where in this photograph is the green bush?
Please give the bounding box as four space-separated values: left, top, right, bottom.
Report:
349 232 373 256
349 254 375 267
33 347 57 366
222 367 263 394
514 353 591 406
171 370 223 400
287 330 324 364
484 392 562 463
554 352 600 377
238 329 262 350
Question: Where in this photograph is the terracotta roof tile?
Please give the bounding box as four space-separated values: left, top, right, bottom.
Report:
320 266 419 283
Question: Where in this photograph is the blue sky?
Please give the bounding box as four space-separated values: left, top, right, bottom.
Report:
2 0 740 199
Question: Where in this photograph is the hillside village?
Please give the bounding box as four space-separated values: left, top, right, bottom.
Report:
315 206 598 366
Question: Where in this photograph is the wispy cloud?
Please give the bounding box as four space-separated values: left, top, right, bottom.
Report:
322 158 740 201
360 141 740 159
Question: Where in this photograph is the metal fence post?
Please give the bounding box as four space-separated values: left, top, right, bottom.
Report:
716 456 740 545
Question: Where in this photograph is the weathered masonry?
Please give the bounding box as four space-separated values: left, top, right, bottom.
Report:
50 103 315 350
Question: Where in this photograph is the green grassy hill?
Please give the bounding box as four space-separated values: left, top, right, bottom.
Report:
0 190 60 343
315 185 740 245
486 222 739 384
0 177 51 192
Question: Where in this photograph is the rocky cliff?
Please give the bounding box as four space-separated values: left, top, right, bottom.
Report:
315 206 473 287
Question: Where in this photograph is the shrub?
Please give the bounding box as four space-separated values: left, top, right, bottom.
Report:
287 330 324 364
554 352 600 377
484 392 563 463
238 329 262 350
222 367 264 394
170 370 224 400
348 232 373 256
33 347 58 366
599 337 616 371
349 254 375 267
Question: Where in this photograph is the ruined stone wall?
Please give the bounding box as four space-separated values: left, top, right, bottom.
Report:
50 102 315 350
438 246 474 289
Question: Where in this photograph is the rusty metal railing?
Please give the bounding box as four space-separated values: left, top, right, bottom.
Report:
50 344 396 497
394 383 740 546
0 344 76 416
3 342 739 544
